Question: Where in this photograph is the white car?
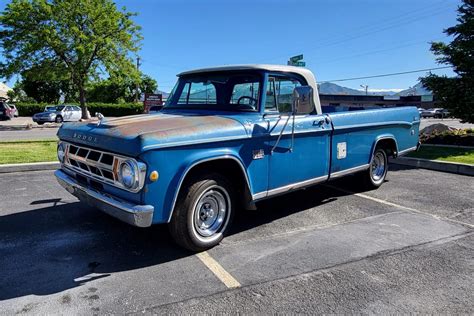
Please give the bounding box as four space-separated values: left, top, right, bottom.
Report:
33 105 82 124
421 108 450 118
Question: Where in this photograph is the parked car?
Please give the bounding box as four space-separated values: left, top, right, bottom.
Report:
148 105 163 113
55 64 420 251
9 104 19 117
33 105 82 124
0 102 15 120
421 108 450 118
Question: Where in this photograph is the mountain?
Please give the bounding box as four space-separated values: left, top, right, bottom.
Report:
318 82 365 95
396 82 432 96
155 90 170 98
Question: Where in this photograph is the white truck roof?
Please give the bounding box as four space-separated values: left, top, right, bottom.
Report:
178 64 322 114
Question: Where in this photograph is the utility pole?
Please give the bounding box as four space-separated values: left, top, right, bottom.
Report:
360 84 369 95
135 56 141 103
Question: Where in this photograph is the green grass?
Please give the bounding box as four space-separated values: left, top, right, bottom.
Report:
407 145 474 165
0 140 57 164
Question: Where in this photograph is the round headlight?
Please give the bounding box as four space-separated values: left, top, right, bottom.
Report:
119 160 137 189
57 142 66 163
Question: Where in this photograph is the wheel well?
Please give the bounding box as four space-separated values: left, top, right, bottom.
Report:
182 158 252 209
375 138 398 158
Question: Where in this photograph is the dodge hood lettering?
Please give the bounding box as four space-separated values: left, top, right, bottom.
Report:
57 113 249 156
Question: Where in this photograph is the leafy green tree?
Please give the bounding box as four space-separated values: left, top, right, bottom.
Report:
421 0 474 123
87 73 157 103
6 80 35 102
0 0 142 118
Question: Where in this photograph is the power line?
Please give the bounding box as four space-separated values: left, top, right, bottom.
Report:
319 66 452 83
264 1 451 63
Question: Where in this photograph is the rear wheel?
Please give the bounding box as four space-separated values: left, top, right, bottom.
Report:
361 148 388 189
169 173 235 251
37 122 44 125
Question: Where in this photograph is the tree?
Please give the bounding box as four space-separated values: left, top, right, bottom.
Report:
87 73 157 103
6 80 35 102
420 0 474 123
0 0 142 118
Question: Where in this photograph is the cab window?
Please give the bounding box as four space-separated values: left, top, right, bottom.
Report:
265 76 302 113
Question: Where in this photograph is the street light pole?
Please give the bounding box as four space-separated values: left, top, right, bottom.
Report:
360 84 369 96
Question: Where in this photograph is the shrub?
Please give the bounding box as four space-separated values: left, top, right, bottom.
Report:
14 102 145 117
420 128 474 146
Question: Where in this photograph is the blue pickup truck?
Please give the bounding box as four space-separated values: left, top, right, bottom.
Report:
55 65 420 250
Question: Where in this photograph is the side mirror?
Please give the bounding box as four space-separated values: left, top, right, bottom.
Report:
292 86 315 115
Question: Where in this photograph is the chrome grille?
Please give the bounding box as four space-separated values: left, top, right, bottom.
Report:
63 142 127 188
67 144 116 182
61 141 146 193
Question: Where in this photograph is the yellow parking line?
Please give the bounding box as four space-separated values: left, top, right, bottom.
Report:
196 251 241 289
325 184 474 229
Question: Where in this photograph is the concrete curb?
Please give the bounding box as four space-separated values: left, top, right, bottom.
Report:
0 161 59 174
390 157 474 176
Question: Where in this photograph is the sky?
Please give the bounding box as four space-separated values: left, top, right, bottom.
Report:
1 0 462 93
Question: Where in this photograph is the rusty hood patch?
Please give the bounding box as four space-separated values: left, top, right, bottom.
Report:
57 113 248 156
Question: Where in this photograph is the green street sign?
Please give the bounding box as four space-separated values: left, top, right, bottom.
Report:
290 54 303 62
294 61 306 67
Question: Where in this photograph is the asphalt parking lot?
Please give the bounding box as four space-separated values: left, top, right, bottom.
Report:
0 165 472 314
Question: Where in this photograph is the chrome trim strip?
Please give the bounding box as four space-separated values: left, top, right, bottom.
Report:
142 135 249 151
333 121 413 131
55 169 153 227
329 164 370 179
252 191 267 200
397 146 418 157
269 128 331 137
167 155 252 222
253 174 329 201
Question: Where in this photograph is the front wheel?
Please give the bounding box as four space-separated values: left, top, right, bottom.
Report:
55 116 63 123
169 173 235 251
361 148 388 189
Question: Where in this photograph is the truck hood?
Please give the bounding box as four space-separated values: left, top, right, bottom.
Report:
57 113 248 157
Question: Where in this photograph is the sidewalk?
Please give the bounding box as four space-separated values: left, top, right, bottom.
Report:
0 117 60 130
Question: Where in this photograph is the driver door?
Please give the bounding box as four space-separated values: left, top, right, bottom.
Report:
264 75 331 192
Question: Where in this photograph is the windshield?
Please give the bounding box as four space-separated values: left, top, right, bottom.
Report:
165 72 261 112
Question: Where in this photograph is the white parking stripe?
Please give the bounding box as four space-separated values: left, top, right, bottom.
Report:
325 184 474 229
196 251 241 289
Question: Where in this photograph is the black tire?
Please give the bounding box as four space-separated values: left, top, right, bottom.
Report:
37 122 44 125
55 115 63 123
169 173 235 251
362 148 388 189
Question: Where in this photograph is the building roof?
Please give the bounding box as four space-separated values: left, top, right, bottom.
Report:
178 64 322 113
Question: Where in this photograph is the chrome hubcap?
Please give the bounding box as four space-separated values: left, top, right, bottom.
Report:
371 151 386 182
194 187 229 237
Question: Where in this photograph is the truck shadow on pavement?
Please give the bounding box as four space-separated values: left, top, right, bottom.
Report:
0 174 388 301
0 202 190 301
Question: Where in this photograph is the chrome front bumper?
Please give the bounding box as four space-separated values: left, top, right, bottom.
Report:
55 169 154 227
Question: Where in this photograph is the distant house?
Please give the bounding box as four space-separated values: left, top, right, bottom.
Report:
0 82 12 100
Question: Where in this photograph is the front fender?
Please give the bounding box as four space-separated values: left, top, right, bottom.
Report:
139 147 252 224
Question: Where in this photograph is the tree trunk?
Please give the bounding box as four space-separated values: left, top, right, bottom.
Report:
79 85 91 120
